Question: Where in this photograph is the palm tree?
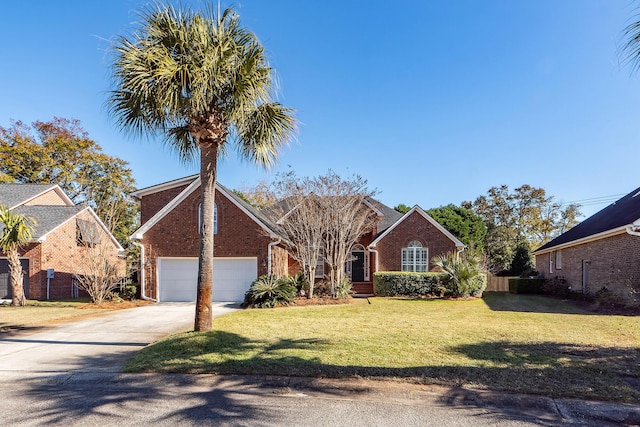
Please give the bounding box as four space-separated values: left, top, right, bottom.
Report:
108 3 296 331
0 206 35 306
621 4 640 73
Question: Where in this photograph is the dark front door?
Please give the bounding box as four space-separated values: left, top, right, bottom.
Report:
351 251 365 282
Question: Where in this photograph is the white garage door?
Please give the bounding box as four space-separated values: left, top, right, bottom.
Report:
158 257 257 302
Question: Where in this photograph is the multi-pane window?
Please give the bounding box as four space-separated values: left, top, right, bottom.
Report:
315 248 324 279
198 203 218 235
401 241 429 272
555 250 562 270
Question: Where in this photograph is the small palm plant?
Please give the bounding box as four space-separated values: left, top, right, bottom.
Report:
0 206 36 306
243 275 296 308
432 249 486 298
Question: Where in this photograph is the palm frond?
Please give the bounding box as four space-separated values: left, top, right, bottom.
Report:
621 14 640 73
236 103 297 168
108 2 295 168
0 206 36 252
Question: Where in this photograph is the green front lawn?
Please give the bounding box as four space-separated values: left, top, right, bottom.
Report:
0 299 109 332
125 293 640 403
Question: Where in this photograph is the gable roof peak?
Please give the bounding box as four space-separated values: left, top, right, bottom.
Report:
369 204 465 249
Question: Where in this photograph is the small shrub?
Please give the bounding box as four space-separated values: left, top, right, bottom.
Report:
509 278 545 294
433 250 487 298
119 285 138 301
243 275 296 308
313 280 333 297
334 278 354 299
374 272 446 297
543 277 572 298
595 285 639 309
283 272 307 293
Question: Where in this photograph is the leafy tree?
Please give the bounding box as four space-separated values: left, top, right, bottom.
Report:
509 241 534 277
234 180 277 209
0 206 35 306
394 204 411 214
427 204 486 251
109 3 296 331
463 185 580 272
0 118 138 246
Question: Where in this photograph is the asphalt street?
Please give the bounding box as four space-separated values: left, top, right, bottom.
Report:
0 302 638 426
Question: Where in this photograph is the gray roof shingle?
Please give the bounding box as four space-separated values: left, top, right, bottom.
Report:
0 183 58 208
12 205 85 240
535 186 640 252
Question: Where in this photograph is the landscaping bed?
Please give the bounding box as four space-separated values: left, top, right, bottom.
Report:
124 293 640 403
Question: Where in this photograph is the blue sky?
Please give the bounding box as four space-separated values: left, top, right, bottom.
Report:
1 0 639 218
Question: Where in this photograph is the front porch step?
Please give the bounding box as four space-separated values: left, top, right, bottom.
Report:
351 282 374 296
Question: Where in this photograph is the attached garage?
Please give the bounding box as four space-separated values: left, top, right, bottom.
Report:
157 257 257 302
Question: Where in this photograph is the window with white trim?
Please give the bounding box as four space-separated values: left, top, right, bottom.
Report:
315 248 324 279
401 241 429 272
555 250 562 270
198 203 218 235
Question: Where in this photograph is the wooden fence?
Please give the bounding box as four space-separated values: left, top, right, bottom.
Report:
485 275 517 292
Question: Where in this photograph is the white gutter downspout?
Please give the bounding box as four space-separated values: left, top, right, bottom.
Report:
132 241 156 302
367 245 379 273
626 222 640 236
267 238 282 276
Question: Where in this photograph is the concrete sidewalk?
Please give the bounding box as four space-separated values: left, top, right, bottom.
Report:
0 302 238 373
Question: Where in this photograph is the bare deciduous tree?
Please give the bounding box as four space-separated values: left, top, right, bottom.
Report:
73 216 126 304
73 244 124 304
317 173 377 294
270 171 377 297
270 174 325 298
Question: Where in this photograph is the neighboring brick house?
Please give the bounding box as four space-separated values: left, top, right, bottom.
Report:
534 187 640 296
0 183 125 300
131 175 465 302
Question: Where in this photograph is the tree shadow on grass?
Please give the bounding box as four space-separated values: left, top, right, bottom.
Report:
481 292 599 315
12 332 640 425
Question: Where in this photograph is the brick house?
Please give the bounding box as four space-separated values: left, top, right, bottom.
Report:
533 187 640 296
131 175 465 302
0 183 125 300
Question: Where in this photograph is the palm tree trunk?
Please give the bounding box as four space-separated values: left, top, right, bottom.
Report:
194 143 218 331
9 248 25 307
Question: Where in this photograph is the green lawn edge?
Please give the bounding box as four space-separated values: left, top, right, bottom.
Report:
125 294 640 403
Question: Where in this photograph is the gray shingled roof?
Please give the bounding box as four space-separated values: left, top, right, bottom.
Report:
368 198 403 235
11 205 85 240
258 195 402 238
0 183 58 208
535 186 640 252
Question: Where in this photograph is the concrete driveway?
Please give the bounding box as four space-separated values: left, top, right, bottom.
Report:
0 302 238 374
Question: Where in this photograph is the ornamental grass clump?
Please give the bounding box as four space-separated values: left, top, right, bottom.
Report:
432 250 487 298
243 275 296 308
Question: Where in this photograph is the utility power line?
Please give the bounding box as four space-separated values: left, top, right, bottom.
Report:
563 194 626 207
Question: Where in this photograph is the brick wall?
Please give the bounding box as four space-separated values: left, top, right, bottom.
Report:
140 188 273 298
140 184 190 224
2 210 124 300
24 189 69 206
535 231 640 295
38 209 124 299
375 211 457 271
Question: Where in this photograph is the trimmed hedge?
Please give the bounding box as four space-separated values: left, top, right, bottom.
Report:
374 272 447 297
508 278 545 294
